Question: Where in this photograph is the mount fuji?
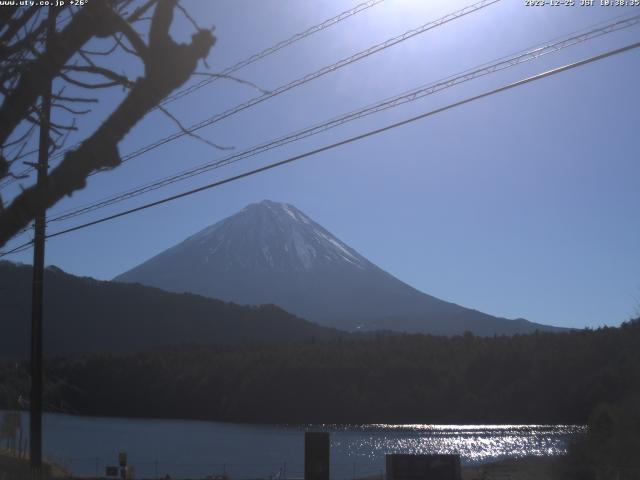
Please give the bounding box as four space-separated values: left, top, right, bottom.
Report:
115 200 562 336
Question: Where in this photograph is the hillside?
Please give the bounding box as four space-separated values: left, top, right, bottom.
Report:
0 261 339 358
1 319 637 424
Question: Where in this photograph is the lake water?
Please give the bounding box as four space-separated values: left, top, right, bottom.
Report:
5 411 584 479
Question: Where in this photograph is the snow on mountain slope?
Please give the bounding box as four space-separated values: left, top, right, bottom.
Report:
115 200 563 336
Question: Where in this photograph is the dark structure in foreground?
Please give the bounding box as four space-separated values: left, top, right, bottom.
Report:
386 454 461 480
305 432 330 480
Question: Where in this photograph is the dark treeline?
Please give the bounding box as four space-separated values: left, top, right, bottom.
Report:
0 261 339 358
1 319 639 425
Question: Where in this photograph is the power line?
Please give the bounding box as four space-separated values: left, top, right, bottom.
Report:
44 12 640 225
0 0 384 189
2 39 635 257
14 0 502 212
0 0 500 194
1 1 502 245
0 0 386 190
0 239 34 257
112 0 500 168
160 0 387 106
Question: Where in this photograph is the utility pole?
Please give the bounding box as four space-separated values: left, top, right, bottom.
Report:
30 5 55 475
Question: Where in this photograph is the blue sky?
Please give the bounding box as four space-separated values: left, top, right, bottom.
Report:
2 0 639 329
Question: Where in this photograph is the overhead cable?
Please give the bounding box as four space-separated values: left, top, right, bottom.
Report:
46 12 640 224
2 38 636 258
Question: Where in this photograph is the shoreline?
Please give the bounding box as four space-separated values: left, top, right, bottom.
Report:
1 451 564 480
0 409 586 431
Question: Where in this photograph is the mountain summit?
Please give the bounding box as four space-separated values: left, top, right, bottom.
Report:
185 200 371 273
115 200 561 335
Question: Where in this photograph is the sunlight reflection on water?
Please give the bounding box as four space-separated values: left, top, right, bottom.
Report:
328 424 585 463
4 412 585 479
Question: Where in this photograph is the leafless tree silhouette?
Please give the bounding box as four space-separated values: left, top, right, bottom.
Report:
0 0 217 247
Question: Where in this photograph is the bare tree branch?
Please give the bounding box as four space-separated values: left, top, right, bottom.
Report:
113 22 147 57
52 95 99 104
2 123 37 149
158 105 233 151
0 1 121 148
0 17 47 62
49 118 76 154
192 71 271 94
0 0 216 247
0 8 37 45
127 0 159 23
176 2 201 31
80 40 119 57
62 65 135 88
59 71 126 90
52 104 92 116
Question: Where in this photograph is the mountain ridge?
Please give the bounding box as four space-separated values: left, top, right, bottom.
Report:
0 260 339 358
115 200 564 336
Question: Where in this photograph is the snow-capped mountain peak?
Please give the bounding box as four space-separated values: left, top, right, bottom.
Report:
183 200 368 272
115 200 562 336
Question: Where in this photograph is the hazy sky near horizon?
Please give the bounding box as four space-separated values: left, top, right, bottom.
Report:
2 0 639 329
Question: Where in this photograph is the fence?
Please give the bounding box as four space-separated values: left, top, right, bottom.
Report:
45 456 386 480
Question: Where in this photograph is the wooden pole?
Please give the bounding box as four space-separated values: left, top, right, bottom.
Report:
30 5 54 476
